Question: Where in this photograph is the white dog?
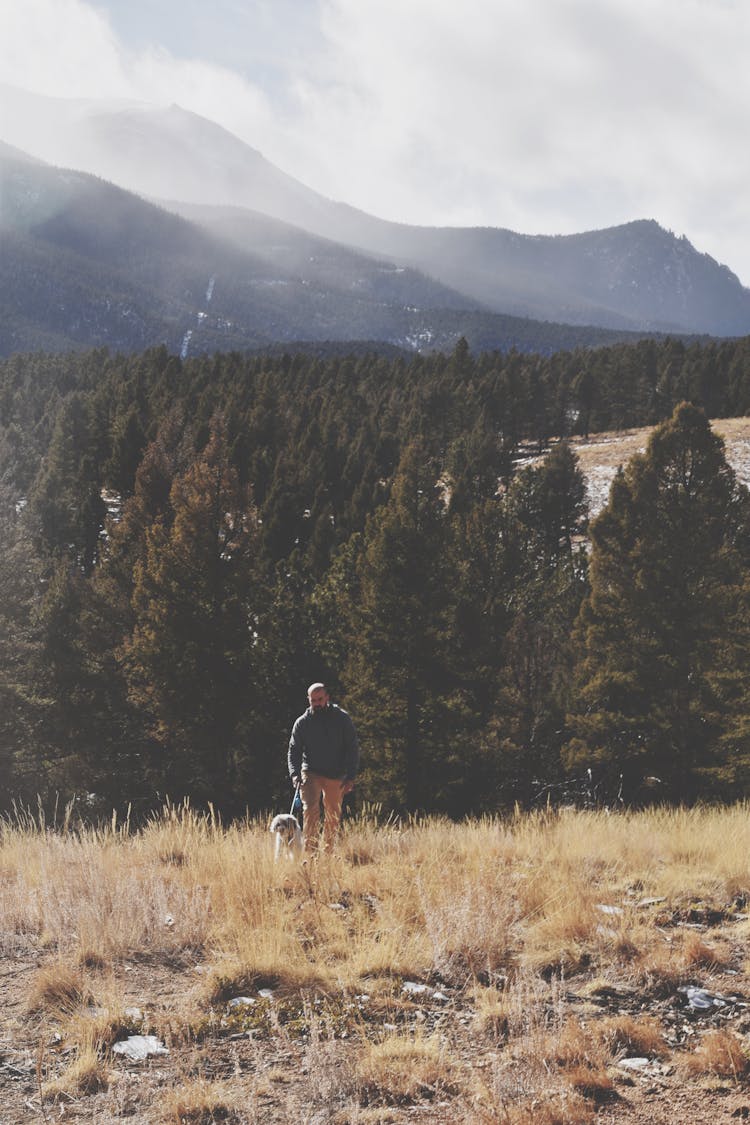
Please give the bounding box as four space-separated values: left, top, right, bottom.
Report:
270 813 303 860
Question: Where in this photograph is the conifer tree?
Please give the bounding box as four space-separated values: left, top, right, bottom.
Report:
566 402 750 800
485 443 589 802
121 421 266 808
29 394 106 573
344 442 452 811
0 491 44 807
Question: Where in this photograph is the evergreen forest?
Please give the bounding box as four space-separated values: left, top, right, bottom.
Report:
4 333 750 819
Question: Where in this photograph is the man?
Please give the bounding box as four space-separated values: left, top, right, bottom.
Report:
288 682 360 852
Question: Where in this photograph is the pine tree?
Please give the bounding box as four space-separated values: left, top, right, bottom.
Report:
0 491 45 807
488 443 589 802
344 442 452 811
29 394 106 573
120 421 266 809
566 402 750 801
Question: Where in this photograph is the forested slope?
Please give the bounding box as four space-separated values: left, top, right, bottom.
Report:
3 334 750 817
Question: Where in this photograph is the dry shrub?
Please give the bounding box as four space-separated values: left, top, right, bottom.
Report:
28 961 92 1015
598 1014 666 1058
683 1029 750 1081
203 954 330 1006
419 869 518 985
472 984 510 1040
471 1055 595 1125
680 931 731 971
632 944 690 998
548 1018 615 1102
161 1077 242 1124
356 1031 458 1106
42 1045 109 1101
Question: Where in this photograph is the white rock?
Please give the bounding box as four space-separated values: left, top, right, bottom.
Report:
618 1057 651 1072
112 1035 168 1061
402 982 429 995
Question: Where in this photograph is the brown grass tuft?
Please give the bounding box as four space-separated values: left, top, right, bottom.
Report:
42 1045 109 1101
356 1031 459 1106
598 1014 666 1058
203 956 330 1006
160 1077 242 1123
28 961 93 1015
680 931 732 971
564 1063 616 1104
683 1029 750 1081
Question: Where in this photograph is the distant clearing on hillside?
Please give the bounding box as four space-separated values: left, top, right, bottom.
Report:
568 416 750 515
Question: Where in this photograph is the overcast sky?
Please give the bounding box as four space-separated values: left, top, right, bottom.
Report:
2 0 750 283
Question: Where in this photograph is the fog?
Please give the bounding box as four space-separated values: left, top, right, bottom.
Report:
2 0 750 285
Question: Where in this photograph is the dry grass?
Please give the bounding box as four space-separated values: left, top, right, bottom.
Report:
568 416 750 517
160 1077 243 1123
598 1013 667 1058
4 801 750 1120
41 1044 110 1102
28 961 93 1016
356 1029 459 1105
683 1029 750 1082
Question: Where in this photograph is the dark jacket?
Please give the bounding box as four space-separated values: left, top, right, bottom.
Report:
288 703 360 781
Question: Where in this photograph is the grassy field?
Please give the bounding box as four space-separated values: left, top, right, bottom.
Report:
3 803 750 1123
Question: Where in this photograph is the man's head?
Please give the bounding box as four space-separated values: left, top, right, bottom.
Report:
308 683 330 712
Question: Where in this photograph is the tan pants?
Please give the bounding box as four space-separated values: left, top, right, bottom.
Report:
300 771 346 852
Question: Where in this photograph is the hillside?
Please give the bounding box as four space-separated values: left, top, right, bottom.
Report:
3 83 750 338
556 416 750 516
0 144 667 358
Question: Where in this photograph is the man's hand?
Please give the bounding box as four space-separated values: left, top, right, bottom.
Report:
291 775 300 788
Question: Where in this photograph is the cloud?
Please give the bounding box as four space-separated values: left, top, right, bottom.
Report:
2 0 750 281
280 0 750 279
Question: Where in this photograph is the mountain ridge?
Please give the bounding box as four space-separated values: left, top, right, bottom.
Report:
3 144 670 358
2 83 749 351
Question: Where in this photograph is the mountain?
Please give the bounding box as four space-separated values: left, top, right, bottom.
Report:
2 83 749 338
2 143 659 358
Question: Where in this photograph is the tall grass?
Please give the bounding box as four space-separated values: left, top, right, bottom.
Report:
5 801 750 1121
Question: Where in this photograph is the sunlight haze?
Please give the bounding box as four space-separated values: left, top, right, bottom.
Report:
1 0 749 284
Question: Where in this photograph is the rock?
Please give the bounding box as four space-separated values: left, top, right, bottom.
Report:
112 1035 168 1061
227 997 255 1009
680 985 734 1010
402 982 430 996
618 1057 651 1072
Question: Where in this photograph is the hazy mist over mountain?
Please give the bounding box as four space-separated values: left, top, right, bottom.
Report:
3 83 750 355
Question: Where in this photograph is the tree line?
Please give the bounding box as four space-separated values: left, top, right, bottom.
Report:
2 335 750 818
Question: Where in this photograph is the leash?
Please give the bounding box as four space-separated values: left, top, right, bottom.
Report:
289 782 301 816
